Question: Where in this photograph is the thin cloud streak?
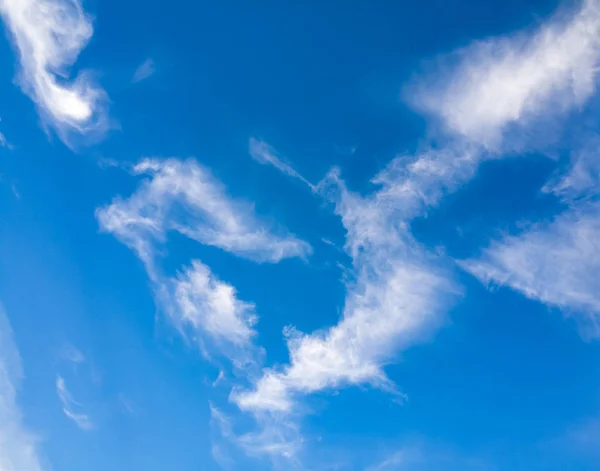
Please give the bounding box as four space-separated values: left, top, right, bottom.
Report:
56 376 94 430
0 0 109 145
249 138 316 190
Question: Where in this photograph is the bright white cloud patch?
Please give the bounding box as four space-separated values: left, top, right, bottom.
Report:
409 0 600 148
235 168 458 413
0 0 108 143
0 305 45 471
97 157 309 362
56 375 94 430
462 203 600 336
132 58 155 84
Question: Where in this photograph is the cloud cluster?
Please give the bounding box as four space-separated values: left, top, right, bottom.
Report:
94 0 600 466
0 0 108 144
97 158 309 362
235 0 600 424
0 305 45 471
401 0 600 336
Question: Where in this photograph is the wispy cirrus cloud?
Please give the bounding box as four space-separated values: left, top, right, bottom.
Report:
56 375 94 431
97 157 309 363
132 58 155 84
408 0 600 149
0 0 109 145
0 305 46 471
461 202 600 337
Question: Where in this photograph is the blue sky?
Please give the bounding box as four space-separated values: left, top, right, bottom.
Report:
1 0 600 470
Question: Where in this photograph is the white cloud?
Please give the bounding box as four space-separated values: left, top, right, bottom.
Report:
0 305 46 471
249 138 315 190
408 0 600 149
0 0 109 144
461 202 600 337
56 375 94 430
132 58 155 84
234 169 458 413
97 158 311 266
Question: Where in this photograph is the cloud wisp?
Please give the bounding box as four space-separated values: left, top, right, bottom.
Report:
408 0 600 149
56 375 94 431
0 305 45 471
249 138 315 190
0 0 109 145
544 137 600 202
